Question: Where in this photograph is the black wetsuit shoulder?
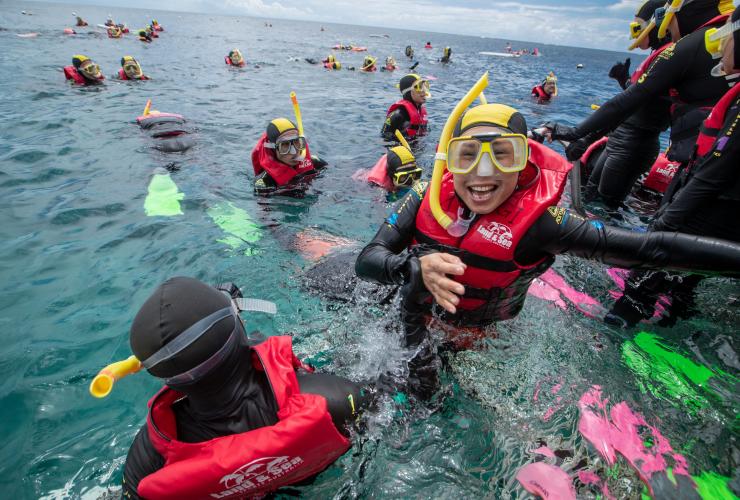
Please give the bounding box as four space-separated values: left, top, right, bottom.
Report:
381 107 411 141
655 94 740 240
574 26 727 137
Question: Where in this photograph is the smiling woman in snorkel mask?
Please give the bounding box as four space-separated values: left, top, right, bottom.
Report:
63 54 104 85
355 75 740 398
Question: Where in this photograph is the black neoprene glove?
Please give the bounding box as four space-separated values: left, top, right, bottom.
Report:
407 341 441 400
542 121 580 142
608 58 631 90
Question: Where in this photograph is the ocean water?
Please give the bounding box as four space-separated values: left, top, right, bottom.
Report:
0 1 738 499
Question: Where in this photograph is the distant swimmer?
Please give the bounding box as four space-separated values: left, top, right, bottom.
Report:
107 25 123 38
531 71 558 102
116 56 149 80
225 48 245 67
382 56 398 71
424 41 432 49
63 54 104 85
74 15 88 27
151 19 164 31
440 46 452 63
361 55 378 72
322 54 342 70
405 45 414 59
138 29 152 42
381 73 429 143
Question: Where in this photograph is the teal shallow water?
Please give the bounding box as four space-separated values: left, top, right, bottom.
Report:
0 1 738 498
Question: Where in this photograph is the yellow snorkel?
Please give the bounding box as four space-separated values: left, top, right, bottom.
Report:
143 99 152 116
429 72 489 231
629 19 656 50
89 355 142 398
394 129 412 151
658 0 683 40
290 91 304 137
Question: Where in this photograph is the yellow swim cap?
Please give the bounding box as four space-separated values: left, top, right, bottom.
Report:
72 54 89 68
454 103 528 137
266 118 297 143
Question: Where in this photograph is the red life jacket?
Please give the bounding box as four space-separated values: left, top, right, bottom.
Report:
642 153 679 193
138 336 350 500
64 66 103 85
367 154 395 191
694 83 740 158
118 69 149 80
225 56 245 67
386 99 428 138
412 141 571 322
630 43 671 85
251 133 316 187
531 85 549 100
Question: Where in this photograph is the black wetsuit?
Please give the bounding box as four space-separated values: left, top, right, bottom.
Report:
381 97 423 142
122 347 366 499
557 21 731 169
610 88 740 326
138 115 195 153
355 183 740 347
253 157 328 196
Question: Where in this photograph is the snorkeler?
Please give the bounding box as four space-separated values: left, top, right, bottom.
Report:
382 56 398 71
361 55 378 72
151 19 163 31
405 45 415 59
544 0 735 170
322 54 342 70
225 48 245 67
608 6 740 327
366 132 422 195
137 100 195 153
381 73 430 142
531 71 557 102
355 75 740 398
107 24 123 38
425 41 432 49
580 0 673 209
74 15 87 26
113 277 367 499
138 29 152 43
63 55 104 85
116 56 149 80
440 46 452 63
252 95 327 196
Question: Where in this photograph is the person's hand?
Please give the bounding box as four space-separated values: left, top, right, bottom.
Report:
608 57 631 88
419 253 466 314
565 137 591 161
541 121 579 142
407 343 441 400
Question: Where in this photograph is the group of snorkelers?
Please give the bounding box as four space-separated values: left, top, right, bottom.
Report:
75 1 740 497
64 13 163 42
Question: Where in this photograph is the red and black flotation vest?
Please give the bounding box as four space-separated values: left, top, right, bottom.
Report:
694 83 740 158
138 336 350 500
251 133 316 187
386 99 428 138
367 154 395 191
63 66 102 85
531 85 550 100
411 141 571 324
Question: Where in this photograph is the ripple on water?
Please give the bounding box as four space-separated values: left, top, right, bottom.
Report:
49 203 127 225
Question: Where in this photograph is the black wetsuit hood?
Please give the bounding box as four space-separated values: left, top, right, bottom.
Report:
676 0 727 37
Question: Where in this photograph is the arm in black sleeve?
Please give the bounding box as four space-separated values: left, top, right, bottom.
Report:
122 425 165 500
254 171 277 196
381 108 410 141
355 183 426 285
523 208 740 275
570 42 686 138
297 373 369 436
656 103 740 231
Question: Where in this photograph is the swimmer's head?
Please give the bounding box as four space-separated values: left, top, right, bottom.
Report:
387 145 421 189
121 56 144 79
448 103 529 215
73 54 103 82
662 0 734 42
266 118 305 167
542 71 558 96
400 73 430 105
229 49 244 66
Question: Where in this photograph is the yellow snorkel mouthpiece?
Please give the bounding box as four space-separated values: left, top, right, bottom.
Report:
90 355 142 398
429 71 489 231
629 19 655 50
658 0 683 40
290 91 304 137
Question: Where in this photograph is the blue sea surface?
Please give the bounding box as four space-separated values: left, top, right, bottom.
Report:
0 1 738 499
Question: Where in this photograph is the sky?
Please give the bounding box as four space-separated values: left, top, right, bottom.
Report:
35 0 727 51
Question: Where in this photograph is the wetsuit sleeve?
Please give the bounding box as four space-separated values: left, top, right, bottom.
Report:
254 170 277 195
570 41 687 138
355 183 427 285
381 108 411 141
520 208 740 275
297 373 369 436
122 425 165 500
655 101 740 231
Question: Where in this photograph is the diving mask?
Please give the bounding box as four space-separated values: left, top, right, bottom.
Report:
403 78 431 98
142 295 276 386
630 20 646 39
80 62 102 80
447 133 529 175
230 50 244 65
266 135 306 155
393 165 422 187
123 62 143 78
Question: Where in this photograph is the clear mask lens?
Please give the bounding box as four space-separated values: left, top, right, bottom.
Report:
276 136 306 155
447 134 528 175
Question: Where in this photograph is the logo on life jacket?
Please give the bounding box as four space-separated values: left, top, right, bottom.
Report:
212 456 305 498
656 162 679 178
476 221 513 249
